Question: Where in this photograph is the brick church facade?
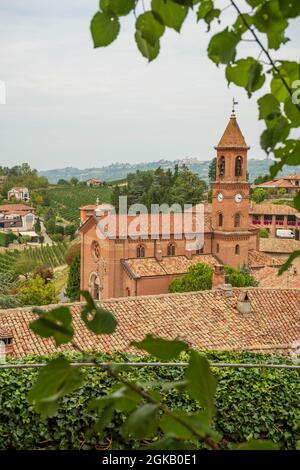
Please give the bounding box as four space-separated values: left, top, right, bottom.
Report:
79 112 288 300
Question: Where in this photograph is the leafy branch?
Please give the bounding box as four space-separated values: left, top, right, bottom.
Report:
27 291 276 450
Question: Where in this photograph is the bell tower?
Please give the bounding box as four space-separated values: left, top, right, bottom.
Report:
211 105 251 268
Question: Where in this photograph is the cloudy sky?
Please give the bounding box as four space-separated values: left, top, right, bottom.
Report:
0 0 299 170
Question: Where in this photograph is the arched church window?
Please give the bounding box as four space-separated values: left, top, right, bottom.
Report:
137 244 145 258
218 213 223 227
235 156 243 177
234 213 241 227
216 243 220 253
90 273 101 300
167 243 176 256
219 156 225 177
235 244 240 255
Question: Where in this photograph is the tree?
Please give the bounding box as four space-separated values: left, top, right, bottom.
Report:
169 263 213 293
259 228 269 238
70 177 79 186
251 188 267 203
65 242 81 266
208 157 216 182
89 0 300 271
19 276 57 306
65 252 80 301
34 266 54 283
254 174 270 185
57 179 70 185
225 266 258 287
169 168 207 207
65 224 77 240
34 217 41 233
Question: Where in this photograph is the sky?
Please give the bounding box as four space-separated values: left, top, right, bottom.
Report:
0 0 299 170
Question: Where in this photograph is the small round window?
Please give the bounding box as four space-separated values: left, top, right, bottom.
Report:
91 240 101 260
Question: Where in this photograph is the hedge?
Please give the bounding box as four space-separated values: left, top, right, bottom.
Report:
0 351 298 450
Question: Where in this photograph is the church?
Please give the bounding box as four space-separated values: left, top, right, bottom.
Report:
79 111 289 300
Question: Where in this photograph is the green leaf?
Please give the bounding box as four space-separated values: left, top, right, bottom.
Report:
257 94 281 120
121 404 159 438
260 116 290 152
284 96 300 127
271 61 300 102
30 306 74 346
135 30 160 62
208 28 239 65
226 58 265 97
100 0 135 16
90 11 120 48
92 404 115 433
270 139 300 176
152 0 188 33
252 1 288 50
88 385 141 412
136 11 165 46
28 357 84 418
131 334 188 360
160 410 218 441
80 290 117 335
185 351 217 418
278 0 300 19
237 439 279 450
278 250 300 275
197 0 220 30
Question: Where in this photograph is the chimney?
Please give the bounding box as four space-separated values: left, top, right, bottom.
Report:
186 246 193 260
0 328 13 359
155 242 163 261
236 291 251 315
212 264 225 289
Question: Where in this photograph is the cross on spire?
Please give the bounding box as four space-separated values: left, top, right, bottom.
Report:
231 97 239 117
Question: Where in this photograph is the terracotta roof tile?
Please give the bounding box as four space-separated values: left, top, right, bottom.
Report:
216 116 248 149
123 254 218 278
250 202 299 216
260 238 300 254
248 250 282 268
254 267 300 289
1 288 299 358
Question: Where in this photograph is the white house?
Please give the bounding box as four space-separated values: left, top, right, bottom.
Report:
7 187 30 202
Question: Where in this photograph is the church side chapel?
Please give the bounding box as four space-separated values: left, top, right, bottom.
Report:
79 108 296 300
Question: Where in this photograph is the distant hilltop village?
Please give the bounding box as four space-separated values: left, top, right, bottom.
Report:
38 158 300 184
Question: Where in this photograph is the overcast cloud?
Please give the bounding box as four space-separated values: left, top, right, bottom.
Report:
0 0 299 170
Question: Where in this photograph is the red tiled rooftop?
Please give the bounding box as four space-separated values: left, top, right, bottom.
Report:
123 254 219 278
1 288 299 358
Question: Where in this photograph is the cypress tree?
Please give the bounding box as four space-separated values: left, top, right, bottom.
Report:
65 252 80 301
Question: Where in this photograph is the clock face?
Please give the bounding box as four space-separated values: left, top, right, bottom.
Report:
235 193 243 203
217 193 224 202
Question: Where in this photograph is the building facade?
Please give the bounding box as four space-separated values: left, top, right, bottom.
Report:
80 113 269 300
7 187 30 202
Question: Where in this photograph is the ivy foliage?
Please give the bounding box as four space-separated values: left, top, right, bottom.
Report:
0 351 298 450
12 293 295 450
89 0 300 270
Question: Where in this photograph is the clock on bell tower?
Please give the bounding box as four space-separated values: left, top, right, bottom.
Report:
211 105 252 268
